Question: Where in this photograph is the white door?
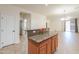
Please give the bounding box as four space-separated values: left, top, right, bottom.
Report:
0 13 7 48
6 14 15 45
0 13 1 47
0 12 15 48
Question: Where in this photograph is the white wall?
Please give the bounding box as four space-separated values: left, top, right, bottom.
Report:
31 13 47 29
47 11 79 32
47 15 64 32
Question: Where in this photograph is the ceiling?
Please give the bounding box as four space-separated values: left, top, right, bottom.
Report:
14 4 79 16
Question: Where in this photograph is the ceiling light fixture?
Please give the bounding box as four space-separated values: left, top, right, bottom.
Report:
60 10 72 21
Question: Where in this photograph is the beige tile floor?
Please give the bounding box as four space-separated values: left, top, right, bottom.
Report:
0 36 23 54
55 32 79 54
0 32 79 54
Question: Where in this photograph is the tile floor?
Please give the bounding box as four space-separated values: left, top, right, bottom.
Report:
0 36 25 54
55 32 79 54
0 32 79 54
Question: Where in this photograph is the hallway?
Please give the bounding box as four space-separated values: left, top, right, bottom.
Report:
55 32 79 54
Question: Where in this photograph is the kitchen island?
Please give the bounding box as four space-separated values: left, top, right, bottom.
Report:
28 32 58 54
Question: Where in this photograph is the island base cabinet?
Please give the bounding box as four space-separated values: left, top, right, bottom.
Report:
39 38 51 54
28 34 58 54
28 40 39 54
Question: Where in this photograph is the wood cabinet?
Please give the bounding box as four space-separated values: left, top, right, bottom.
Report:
28 39 39 54
51 37 55 53
28 34 58 54
39 38 51 54
51 35 58 53
39 43 47 54
53 35 58 50
47 38 52 53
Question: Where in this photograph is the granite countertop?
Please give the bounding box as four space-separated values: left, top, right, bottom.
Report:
28 32 58 43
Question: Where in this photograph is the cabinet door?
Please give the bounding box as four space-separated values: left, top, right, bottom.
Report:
39 44 47 54
51 38 55 53
53 35 58 50
28 40 39 54
47 39 51 54
55 36 58 49
39 39 51 54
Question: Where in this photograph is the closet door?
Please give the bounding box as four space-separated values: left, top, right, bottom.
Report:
6 13 15 45
0 12 15 48
0 13 7 48
0 13 1 47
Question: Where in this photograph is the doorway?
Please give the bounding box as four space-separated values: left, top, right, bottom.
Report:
65 20 70 32
20 12 31 53
65 18 78 32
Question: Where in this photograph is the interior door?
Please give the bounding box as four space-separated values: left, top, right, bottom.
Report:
0 12 15 48
0 13 1 47
6 13 15 45
0 13 7 48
